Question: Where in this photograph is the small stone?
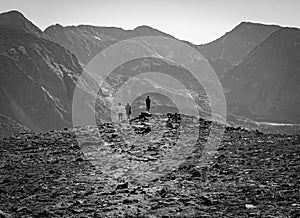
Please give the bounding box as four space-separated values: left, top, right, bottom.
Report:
245 204 257 209
0 210 11 218
200 195 213 206
116 182 129 190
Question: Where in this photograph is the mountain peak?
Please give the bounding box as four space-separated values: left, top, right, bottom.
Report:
234 21 281 30
0 10 25 18
0 10 46 38
132 25 174 39
198 21 281 65
133 25 155 31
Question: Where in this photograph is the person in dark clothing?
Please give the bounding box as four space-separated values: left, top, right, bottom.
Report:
145 96 151 112
125 103 132 121
117 103 124 122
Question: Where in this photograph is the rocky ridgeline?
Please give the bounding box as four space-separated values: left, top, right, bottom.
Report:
0 113 299 217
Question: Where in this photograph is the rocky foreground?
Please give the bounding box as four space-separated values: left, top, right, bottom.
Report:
0 113 30 140
0 113 299 218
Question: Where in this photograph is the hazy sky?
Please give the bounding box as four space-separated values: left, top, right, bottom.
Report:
1 0 299 44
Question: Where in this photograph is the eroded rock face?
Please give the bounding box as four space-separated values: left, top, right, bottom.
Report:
0 113 299 217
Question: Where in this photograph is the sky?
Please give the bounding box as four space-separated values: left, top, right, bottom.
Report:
0 0 299 44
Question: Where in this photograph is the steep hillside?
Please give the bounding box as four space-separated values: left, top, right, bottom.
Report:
0 11 109 132
222 27 300 123
45 24 174 66
44 22 281 80
0 10 48 38
198 22 280 65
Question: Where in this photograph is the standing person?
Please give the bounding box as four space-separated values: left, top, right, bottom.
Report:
125 103 132 121
117 103 124 122
145 96 151 112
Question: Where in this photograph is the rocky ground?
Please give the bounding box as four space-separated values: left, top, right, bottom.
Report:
0 113 299 217
0 113 30 140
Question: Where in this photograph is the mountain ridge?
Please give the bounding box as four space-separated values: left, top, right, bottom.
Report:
198 21 281 65
222 26 300 123
0 10 49 39
44 23 176 66
1 10 300 132
0 10 111 132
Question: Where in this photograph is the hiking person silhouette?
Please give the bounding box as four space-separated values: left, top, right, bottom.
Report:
117 103 124 122
145 96 151 112
125 103 132 121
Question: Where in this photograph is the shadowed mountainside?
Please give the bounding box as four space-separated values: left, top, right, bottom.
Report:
222 27 300 124
0 10 48 39
198 22 280 65
0 11 110 132
198 22 280 78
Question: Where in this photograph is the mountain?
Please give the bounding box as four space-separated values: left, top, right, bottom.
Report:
0 10 48 38
222 27 300 124
45 24 174 66
89 53 214 122
0 11 109 132
199 22 281 65
208 58 233 78
45 20 300 127
198 22 280 77
44 22 281 80
1 10 299 132
45 25 221 121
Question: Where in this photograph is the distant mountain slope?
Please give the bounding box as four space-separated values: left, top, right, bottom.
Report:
222 27 300 123
198 22 280 66
208 58 233 78
45 24 174 66
0 113 30 139
1 10 299 130
45 22 281 79
0 11 109 132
